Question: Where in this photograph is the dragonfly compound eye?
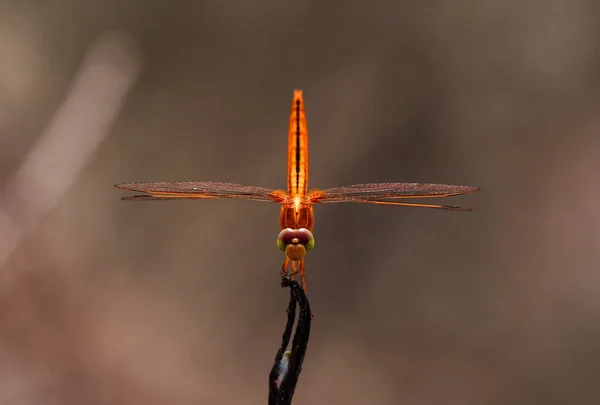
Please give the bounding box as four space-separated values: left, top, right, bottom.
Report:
296 228 315 252
277 228 296 252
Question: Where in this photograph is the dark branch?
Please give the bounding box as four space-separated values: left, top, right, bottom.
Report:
268 276 312 405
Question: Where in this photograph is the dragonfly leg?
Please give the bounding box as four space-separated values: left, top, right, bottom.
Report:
290 261 297 281
287 260 307 292
300 260 307 292
281 257 290 278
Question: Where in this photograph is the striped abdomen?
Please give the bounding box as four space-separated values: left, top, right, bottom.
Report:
287 90 308 197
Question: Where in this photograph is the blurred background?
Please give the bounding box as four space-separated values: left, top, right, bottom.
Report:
1 1 600 404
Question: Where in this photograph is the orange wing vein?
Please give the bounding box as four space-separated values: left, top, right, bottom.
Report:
308 182 480 211
115 181 287 202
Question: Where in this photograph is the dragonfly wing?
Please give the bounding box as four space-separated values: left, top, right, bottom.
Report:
115 181 287 202
308 182 479 211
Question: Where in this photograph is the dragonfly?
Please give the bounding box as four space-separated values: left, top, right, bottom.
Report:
115 90 479 291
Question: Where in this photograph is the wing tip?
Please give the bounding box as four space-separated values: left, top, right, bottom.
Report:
114 183 133 191
438 204 474 212
121 194 151 201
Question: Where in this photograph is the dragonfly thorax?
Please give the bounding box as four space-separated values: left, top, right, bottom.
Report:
279 205 314 231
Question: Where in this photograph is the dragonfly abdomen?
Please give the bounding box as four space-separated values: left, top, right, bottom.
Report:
287 90 308 197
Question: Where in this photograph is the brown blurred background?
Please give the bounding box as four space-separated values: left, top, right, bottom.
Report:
1 1 600 404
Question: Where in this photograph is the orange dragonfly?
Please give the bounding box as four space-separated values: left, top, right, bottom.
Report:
115 90 479 291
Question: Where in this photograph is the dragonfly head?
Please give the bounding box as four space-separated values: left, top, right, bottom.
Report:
277 228 315 260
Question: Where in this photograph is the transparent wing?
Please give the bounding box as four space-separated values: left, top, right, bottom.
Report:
309 182 479 211
115 181 287 202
